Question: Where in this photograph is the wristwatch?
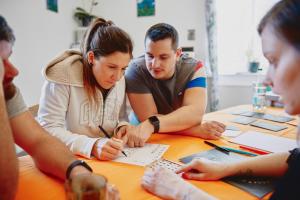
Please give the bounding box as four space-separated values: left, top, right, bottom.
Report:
148 116 160 133
66 160 93 179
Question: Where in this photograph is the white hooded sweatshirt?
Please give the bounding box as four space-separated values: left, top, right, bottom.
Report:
38 50 128 158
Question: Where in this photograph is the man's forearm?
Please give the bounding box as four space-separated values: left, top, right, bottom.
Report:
32 133 93 180
11 111 84 180
31 132 78 180
158 105 204 133
0 89 18 200
171 124 203 136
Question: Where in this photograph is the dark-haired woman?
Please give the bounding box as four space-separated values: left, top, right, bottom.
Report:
142 0 300 199
38 18 135 161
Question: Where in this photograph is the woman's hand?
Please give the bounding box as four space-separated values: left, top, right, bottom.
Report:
177 157 230 181
92 138 124 160
142 167 216 200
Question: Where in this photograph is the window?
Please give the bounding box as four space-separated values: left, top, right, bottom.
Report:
216 0 279 75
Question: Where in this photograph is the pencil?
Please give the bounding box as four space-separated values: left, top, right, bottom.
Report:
204 141 230 155
239 145 270 155
222 147 258 156
98 125 127 157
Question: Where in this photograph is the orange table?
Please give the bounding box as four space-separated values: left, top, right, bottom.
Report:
16 105 298 200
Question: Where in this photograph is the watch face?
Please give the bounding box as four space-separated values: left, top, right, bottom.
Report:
148 116 160 133
149 116 159 123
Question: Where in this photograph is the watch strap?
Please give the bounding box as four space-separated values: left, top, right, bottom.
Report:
148 116 160 133
66 160 93 179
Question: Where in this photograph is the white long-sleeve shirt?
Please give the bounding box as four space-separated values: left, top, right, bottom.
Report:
38 50 128 158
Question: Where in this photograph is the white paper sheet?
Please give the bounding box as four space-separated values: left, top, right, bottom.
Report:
114 144 169 166
223 130 242 137
230 131 297 153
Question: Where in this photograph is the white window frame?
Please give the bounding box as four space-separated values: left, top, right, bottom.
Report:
216 0 279 75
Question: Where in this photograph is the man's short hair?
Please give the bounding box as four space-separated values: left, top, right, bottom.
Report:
0 15 15 42
144 23 178 51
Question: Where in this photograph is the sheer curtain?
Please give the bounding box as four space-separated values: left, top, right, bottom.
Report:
205 0 219 112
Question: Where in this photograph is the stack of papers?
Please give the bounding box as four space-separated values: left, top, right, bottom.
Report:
230 131 297 153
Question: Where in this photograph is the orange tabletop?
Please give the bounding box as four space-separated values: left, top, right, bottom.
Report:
15 105 298 200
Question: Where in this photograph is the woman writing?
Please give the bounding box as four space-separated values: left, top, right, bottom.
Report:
38 18 134 160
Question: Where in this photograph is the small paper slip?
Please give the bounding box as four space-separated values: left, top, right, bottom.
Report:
114 144 169 166
287 120 298 126
226 125 240 131
223 130 242 137
227 110 250 115
230 131 297 153
148 158 182 172
231 117 257 125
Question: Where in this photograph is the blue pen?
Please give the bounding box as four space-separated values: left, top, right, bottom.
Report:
222 147 257 157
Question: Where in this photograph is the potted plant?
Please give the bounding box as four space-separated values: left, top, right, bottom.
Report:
74 0 99 27
246 47 260 73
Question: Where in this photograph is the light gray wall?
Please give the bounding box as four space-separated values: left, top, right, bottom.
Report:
1 0 254 110
217 74 266 109
1 0 206 106
219 85 252 109
93 0 207 60
0 0 79 106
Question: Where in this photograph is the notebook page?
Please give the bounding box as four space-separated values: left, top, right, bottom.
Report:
230 131 297 153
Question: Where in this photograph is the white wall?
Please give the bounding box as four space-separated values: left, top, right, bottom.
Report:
218 74 267 109
1 0 253 110
0 0 207 106
0 0 79 106
93 0 206 59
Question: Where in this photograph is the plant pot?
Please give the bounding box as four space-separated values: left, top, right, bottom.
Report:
81 16 94 27
248 61 260 73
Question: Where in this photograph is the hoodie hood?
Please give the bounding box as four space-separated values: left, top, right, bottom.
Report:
43 50 84 87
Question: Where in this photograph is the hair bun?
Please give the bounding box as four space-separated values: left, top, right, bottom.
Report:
104 20 113 26
93 18 114 27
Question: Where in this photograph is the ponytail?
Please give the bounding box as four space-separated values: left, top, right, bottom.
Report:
80 17 133 104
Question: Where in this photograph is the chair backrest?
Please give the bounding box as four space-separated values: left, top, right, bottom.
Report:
29 104 39 117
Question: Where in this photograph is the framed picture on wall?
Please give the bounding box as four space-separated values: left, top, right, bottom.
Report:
137 0 155 17
47 0 58 13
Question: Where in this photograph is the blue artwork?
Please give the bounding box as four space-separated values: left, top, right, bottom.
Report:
137 0 155 17
47 0 58 13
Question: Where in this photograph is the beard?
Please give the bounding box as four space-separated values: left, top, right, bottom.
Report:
4 83 16 100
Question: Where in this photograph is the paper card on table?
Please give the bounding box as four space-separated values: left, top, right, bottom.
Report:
287 120 298 126
239 111 256 117
147 158 182 172
223 130 242 137
226 125 240 131
231 117 257 125
262 114 294 123
237 112 294 123
227 110 250 115
179 149 247 164
250 121 287 132
230 131 297 153
238 112 265 119
114 144 169 166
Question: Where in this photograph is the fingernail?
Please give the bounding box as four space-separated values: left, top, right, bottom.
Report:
182 173 188 179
